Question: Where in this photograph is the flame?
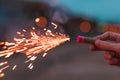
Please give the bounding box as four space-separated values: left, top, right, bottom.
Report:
0 25 70 76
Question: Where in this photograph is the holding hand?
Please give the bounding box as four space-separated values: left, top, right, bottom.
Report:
90 32 120 66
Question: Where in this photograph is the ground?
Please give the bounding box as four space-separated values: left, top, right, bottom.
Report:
2 41 120 80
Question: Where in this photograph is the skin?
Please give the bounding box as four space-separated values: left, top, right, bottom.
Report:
90 32 120 66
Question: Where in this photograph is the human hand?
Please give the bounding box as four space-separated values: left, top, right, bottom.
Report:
90 32 120 66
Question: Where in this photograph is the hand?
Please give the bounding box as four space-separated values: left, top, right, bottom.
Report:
90 32 120 66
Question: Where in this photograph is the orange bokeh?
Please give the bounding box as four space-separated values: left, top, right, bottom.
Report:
35 16 47 28
103 24 120 32
0 73 5 78
80 21 91 33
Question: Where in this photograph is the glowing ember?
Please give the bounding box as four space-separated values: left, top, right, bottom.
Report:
0 26 70 76
0 73 5 78
30 56 37 61
51 22 58 29
0 61 8 66
35 18 40 22
12 65 17 70
17 31 21 35
42 53 47 57
0 27 69 57
0 65 9 73
22 29 27 32
28 63 34 70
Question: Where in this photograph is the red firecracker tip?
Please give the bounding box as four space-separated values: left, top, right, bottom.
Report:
76 35 83 42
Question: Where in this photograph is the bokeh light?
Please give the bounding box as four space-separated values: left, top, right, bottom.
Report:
35 16 47 28
35 18 40 22
80 21 91 33
0 73 5 78
103 24 120 32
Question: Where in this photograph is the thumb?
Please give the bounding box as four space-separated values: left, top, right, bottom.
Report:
95 40 115 51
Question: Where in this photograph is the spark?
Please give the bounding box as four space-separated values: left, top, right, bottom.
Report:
22 29 26 32
30 56 37 61
25 56 37 63
32 27 35 30
12 65 17 70
42 53 47 57
2 46 7 49
5 42 15 46
28 63 34 70
20 34 25 37
17 31 21 35
0 65 9 72
0 61 8 66
0 42 5 45
0 23 70 77
35 18 40 22
5 52 14 58
44 28 47 31
51 22 58 29
0 73 5 78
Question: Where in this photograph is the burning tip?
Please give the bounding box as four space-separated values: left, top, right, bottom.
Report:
76 35 83 42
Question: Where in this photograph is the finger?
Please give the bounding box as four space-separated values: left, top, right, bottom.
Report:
89 45 94 51
104 52 112 60
107 58 119 65
89 44 102 51
96 32 120 41
105 51 120 60
95 40 116 51
90 45 96 51
116 63 120 67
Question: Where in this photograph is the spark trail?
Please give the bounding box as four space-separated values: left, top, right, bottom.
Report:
0 23 70 77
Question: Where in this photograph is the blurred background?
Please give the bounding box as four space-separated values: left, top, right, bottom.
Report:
0 0 120 80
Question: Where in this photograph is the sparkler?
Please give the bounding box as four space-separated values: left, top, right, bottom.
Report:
0 22 70 77
76 35 96 44
76 35 117 62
